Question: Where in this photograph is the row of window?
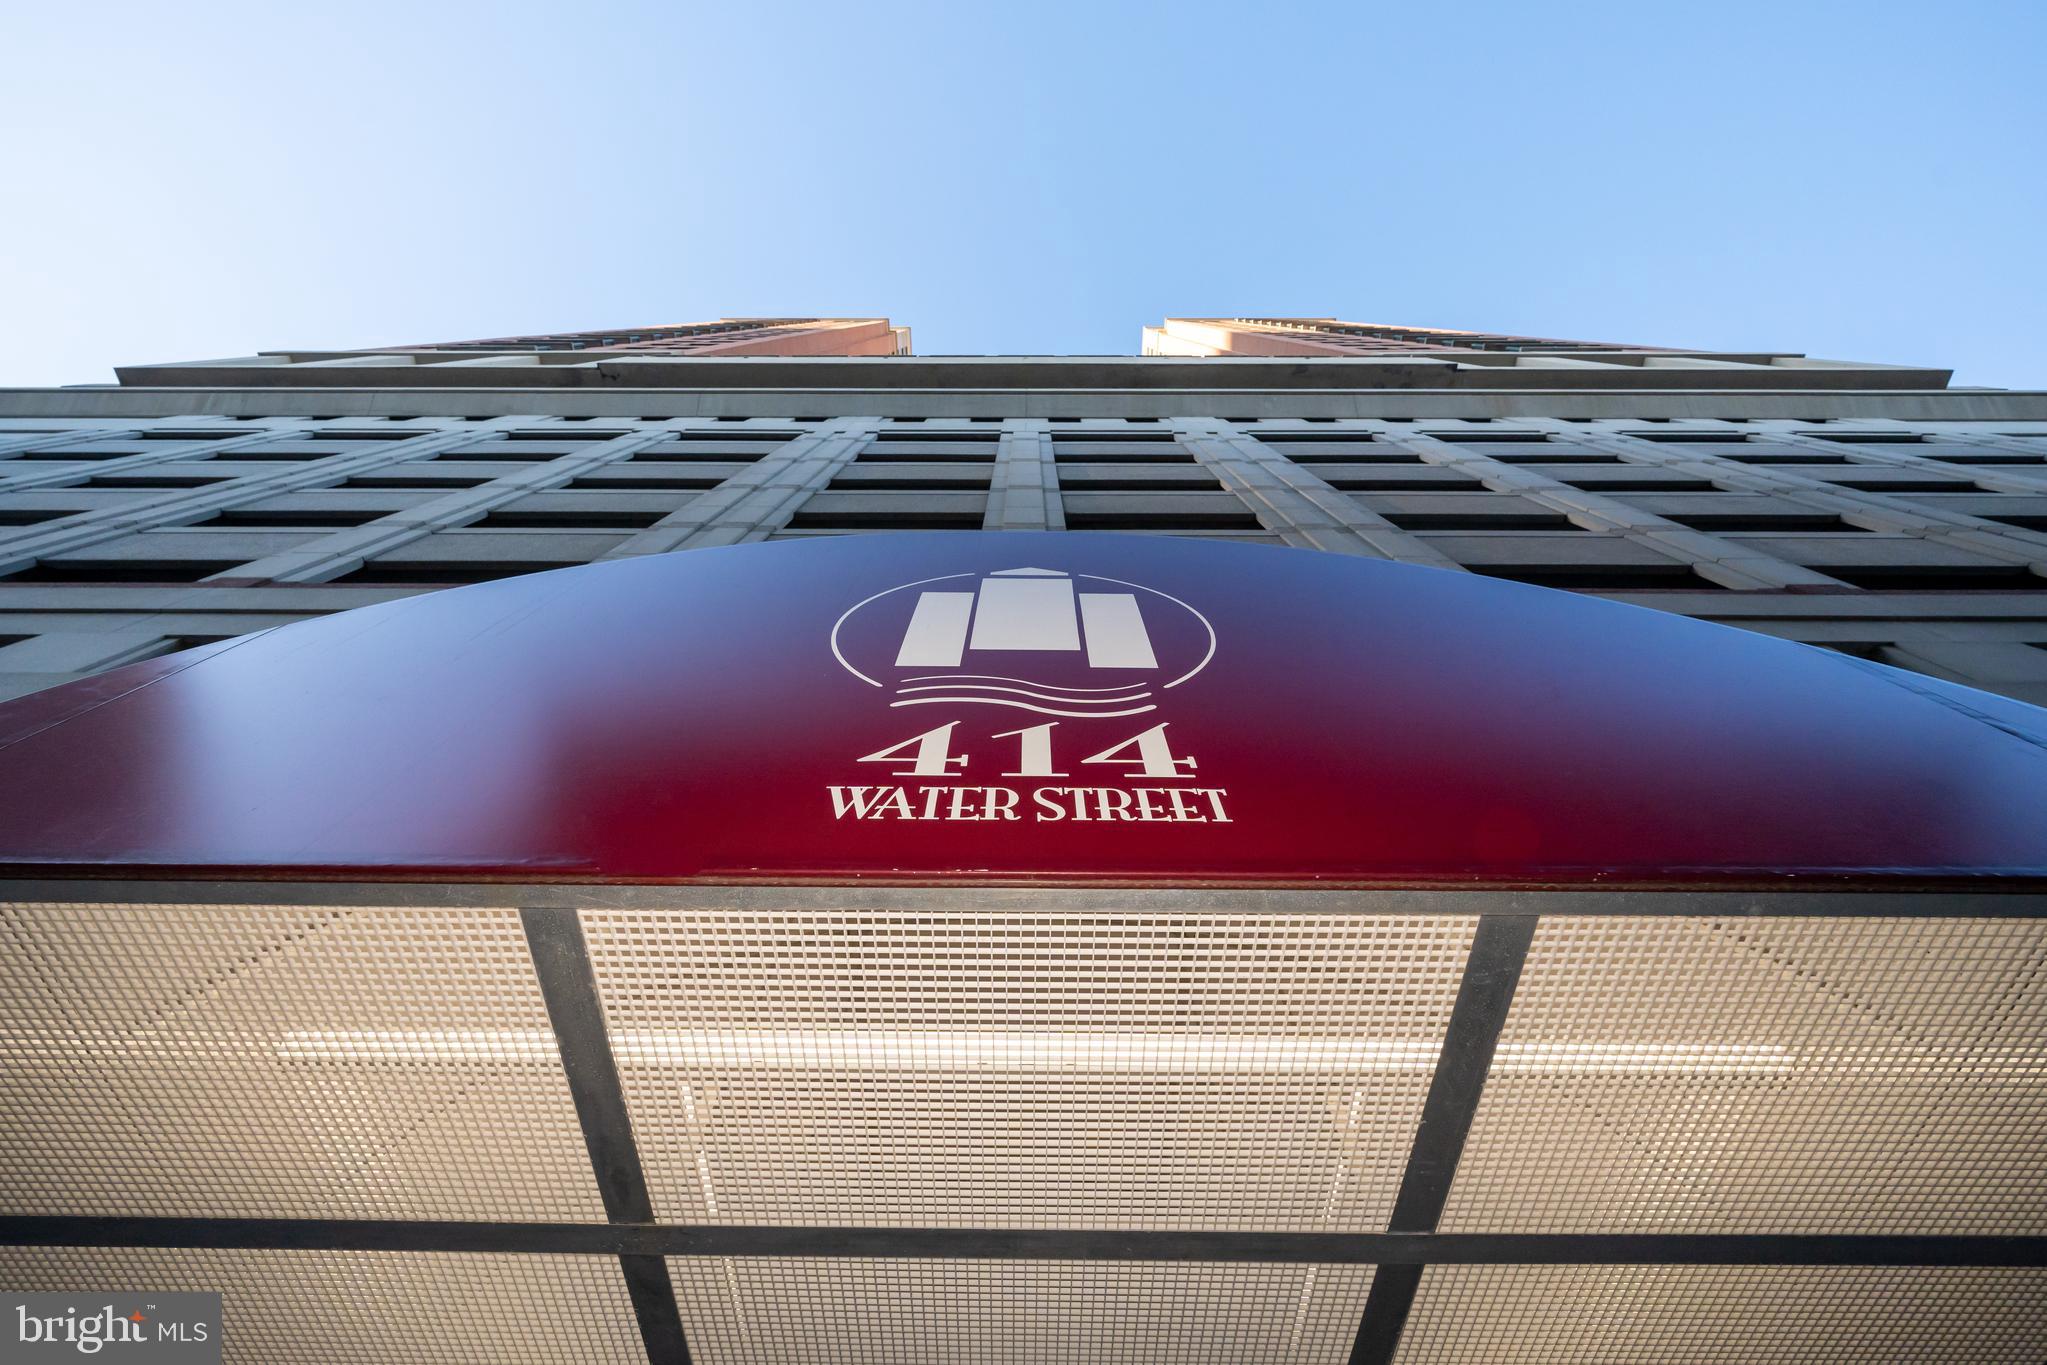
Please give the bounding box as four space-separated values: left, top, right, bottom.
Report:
6 473 2044 520
4 515 2041 592
3 420 2043 588
19 561 2033 593
10 420 2046 439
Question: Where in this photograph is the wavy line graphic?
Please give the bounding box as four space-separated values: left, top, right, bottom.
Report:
894 683 1152 705
898 673 1157 693
889 696 1159 719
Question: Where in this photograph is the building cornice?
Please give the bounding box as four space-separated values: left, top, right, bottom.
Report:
108 353 1954 393
8 385 2042 422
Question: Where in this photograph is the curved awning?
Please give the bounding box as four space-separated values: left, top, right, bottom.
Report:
1 532 2043 886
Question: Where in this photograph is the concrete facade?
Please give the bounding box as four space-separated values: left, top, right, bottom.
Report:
2 318 2043 705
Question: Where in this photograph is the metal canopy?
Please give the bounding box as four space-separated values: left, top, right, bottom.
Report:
4 536 2047 1362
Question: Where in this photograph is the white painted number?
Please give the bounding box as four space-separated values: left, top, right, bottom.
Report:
857 722 968 777
1079 723 1198 780
993 723 1068 778
859 721 1198 781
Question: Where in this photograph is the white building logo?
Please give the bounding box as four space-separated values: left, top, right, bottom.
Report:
824 566 1231 825
830 566 1215 718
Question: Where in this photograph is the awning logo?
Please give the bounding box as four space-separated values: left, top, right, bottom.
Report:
830 566 1215 718
825 564 1230 825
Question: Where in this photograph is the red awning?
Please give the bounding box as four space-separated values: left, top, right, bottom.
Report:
1 533 2044 886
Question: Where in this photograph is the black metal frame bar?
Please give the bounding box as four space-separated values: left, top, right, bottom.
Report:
4 1219 2043 1266
1349 1266 1423 1364
520 908 693 1365
1350 914 1537 1363
4 879 2045 916
1387 916 1535 1232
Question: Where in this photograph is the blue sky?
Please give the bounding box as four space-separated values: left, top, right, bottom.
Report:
4 2 2043 386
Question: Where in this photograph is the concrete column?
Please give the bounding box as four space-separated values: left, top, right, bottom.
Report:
1173 420 1464 566
984 420 1063 531
1537 421 2047 571
0 418 535 578
1374 426 1846 590
0 421 317 494
600 418 882 555
1750 421 2047 497
1818 419 2047 474
0 424 145 461
226 428 679 583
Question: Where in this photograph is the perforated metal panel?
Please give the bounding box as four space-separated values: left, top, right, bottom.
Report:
0 1246 649 1364
8 896 2047 1365
1389 1265 2047 1364
667 1258 1375 1365
0 903 605 1220
1440 917 2047 1233
583 910 1474 1229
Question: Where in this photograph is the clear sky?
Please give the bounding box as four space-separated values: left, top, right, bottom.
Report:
4 1 2043 387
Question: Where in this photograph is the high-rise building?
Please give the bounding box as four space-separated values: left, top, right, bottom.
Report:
386 316 914 357
1 319 2044 1365
1143 316 1680 357
0 316 2038 704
